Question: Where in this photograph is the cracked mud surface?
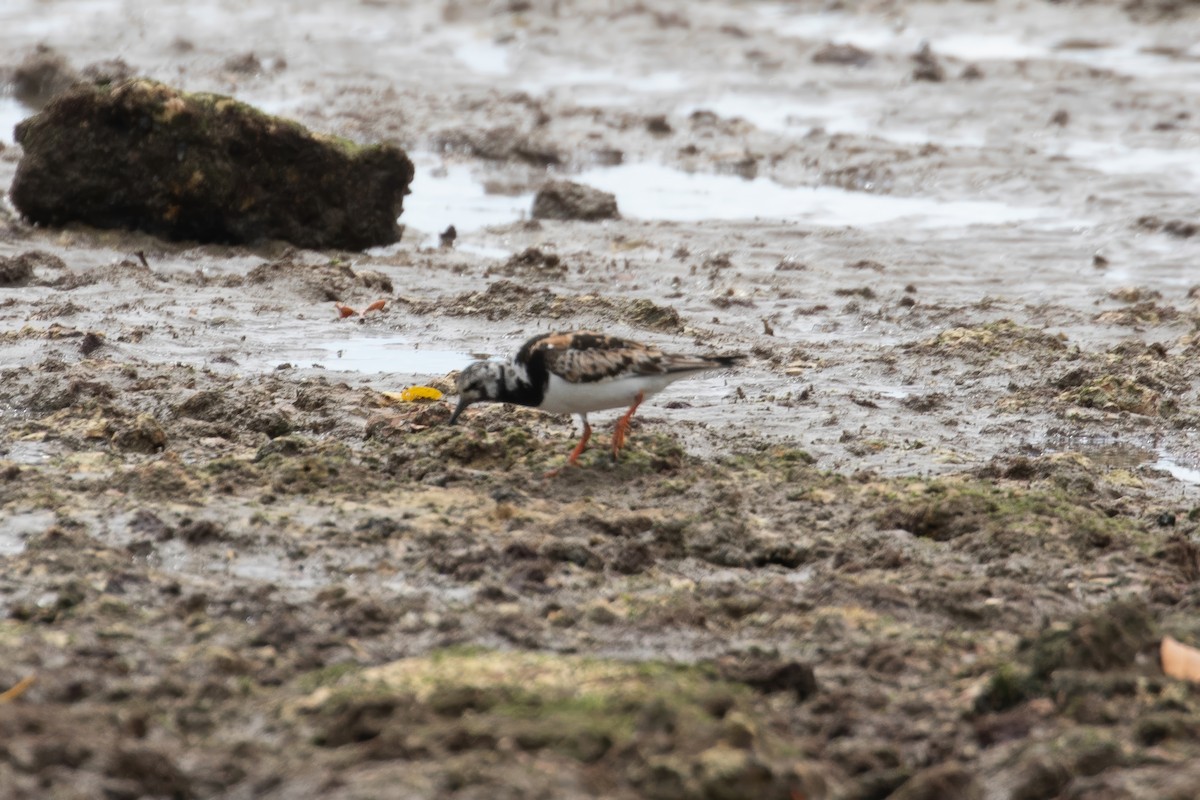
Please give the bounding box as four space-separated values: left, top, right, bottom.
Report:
3 1 1200 798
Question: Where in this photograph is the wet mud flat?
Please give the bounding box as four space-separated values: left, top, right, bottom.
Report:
4 0 1200 798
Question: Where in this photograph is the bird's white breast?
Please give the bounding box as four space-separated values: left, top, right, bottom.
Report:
537 373 679 415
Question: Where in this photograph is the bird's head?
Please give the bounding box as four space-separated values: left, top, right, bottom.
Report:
447 360 507 425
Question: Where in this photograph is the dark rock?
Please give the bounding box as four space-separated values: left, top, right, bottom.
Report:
223 52 262 75
716 655 818 701
1134 711 1200 745
610 542 654 574
177 519 224 545
1137 215 1198 238
11 79 414 250
487 246 566 278
1009 749 1072 800
532 180 619 221
889 762 982 800
255 435 312 461
313 698 399 746
249 410 293 439
105 747 193 798
902 393 946 413
78 332 104 356
626 298 683 332
646 114 673 135
111 414 167 453
128 509 170 541
812 42 873 66
434 125 561 166
539 539 602 570
0 254 35 286
911 43 945 82
692 747 817 800
177 391 225 420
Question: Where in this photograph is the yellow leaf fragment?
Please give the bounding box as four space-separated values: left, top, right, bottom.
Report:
399 386 444 402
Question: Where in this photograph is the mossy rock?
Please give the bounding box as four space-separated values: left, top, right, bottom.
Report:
11 79 414 249
918 320 1066 355
298 650 817 796
1058 374 1161 416
876 478 1129 556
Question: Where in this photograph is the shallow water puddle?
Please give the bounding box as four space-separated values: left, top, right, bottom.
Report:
0 95 30 145
520 68 688 106
289 337 474 375
1153 455 1200 486
3 440 54 466
398 158 533 244
681 94 986 150
0 510 56 555
576 163 1062 228
450 34 511 76
1065 140 1200 190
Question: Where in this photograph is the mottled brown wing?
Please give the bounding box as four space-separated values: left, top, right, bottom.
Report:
520 330 742 384
521 330 669 383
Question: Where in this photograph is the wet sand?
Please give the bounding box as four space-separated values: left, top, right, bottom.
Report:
3 0 1200 797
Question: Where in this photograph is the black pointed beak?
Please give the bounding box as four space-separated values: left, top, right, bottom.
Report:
447 398 468 426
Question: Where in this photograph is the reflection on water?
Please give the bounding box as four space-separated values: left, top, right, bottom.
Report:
575 163 1068 229
282 337 475 375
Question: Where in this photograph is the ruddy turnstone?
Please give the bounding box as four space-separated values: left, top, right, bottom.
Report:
448 330 742 467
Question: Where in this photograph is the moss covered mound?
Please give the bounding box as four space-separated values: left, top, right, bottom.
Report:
10 79 414 250
299 649 823 799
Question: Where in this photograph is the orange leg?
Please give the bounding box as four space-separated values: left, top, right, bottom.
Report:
567 418 593 466
611 391 644 461
544 417 592 479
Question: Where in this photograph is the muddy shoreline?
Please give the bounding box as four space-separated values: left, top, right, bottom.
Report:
4 0 1200 798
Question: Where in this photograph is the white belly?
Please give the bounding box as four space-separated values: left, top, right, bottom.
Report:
537 373 678 415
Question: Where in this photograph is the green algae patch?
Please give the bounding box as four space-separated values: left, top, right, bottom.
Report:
11 78 414 249
315 650 739 719
874 476 1135 557
915 319 1066 355
1058 374 1161 416
624 297 685 333
377 401 689 480
297 650 820 797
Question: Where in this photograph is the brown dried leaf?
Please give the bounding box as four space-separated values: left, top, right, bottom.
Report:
1161 636 1200 683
